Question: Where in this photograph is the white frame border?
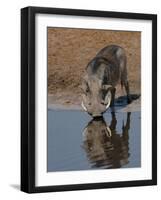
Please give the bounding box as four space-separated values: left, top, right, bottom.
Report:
35 14 152 187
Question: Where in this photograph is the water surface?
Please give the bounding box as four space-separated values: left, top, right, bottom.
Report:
47 109 141 172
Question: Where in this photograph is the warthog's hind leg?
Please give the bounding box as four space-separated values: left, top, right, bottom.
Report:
110 87 116 107
124 80 132 103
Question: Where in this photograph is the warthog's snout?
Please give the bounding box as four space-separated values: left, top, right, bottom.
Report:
81 78 112 117
92 113 102 118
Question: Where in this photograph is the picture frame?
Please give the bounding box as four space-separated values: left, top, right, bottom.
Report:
21 6 157 193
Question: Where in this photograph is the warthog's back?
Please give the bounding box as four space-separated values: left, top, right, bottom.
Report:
96 45 126 61
86 45 127 87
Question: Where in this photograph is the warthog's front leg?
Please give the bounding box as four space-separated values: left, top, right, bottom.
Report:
110 87 116 107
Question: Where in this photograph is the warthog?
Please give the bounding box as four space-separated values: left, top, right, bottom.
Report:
82 112 131 169
81 45 131 117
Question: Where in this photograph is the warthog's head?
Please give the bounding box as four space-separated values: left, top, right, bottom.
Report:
81 75 112 117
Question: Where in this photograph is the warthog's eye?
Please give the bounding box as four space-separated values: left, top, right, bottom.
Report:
84 84 90 95
81 79 90 95
99 90 107 105
101 101 106 105
86 86 90 93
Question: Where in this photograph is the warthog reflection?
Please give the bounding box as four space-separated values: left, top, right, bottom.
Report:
82 112 131 169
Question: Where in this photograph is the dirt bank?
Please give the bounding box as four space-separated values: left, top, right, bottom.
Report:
48 27 141 107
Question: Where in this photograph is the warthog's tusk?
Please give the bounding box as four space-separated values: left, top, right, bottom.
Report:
105 91 112 109
106 126 112 137
81 101 87 112
106 97 111 109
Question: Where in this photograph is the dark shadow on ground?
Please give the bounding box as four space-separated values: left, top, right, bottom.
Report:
114 94 140 107
109 94 140 113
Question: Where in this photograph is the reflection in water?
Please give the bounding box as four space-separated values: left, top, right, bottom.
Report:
82 112 131 169
48 110 141 172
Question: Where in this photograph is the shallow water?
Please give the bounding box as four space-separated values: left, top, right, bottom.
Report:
47 109 141 172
